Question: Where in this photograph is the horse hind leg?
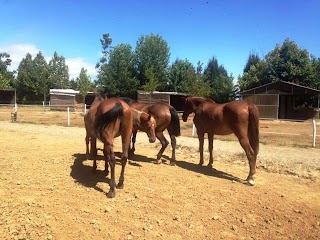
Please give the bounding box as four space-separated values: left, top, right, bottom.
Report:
170 135 176 166
155 132 169 164
238 136 257 186
207 133 214 168
105 144 116 198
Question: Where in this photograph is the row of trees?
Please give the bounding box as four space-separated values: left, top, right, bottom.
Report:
1 34 319 104
0 51 92 103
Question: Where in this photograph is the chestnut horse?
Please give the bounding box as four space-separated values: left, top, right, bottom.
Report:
84 92 106 169
93 97 157 198
182 97 259 185
121 98 180 165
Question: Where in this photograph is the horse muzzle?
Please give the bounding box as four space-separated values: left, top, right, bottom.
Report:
182 114 188 122
149 136 156 143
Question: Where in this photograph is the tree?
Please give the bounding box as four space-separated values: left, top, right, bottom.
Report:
33 52 49 101
265 38 313 86
98 43 138 98
134 33 170 91
77 68 93 96
0 52 14 89
48 51 70 89
95 33 112 72
238 38 318 92
142 66 160 92
204 56 234 102
243 52 261 73
16 53 36 102
167 59 196 92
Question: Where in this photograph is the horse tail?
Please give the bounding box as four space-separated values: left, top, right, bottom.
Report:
248 103 260 155
169 107 181 137
94 103 124 141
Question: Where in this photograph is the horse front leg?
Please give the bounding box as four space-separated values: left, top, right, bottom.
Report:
85 134 90 158
207 133 214 168
91 137 98 173
170 135 176 166
129 130 137 156
155 132 169 164
197 130 205 166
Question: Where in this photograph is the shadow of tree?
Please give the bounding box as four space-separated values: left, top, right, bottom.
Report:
176 160 246 184
70 153 110 194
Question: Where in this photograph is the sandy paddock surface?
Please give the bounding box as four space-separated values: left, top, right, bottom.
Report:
0 120 320 240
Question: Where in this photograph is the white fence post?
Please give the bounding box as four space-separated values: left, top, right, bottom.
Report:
84 104 87 114
312 118 316 147
67 107 70 126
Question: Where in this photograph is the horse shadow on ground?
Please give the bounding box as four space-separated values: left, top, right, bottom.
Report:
175 160 246 184
70 152 157 194
70 153 111 194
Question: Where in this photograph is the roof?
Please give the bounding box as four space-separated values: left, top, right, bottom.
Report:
240 80 320 95
49 89 80 96
137 90 187 96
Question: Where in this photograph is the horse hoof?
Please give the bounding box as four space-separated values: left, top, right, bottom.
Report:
156 159 162 164
170 161 176 166
247 179 255 186
107 190 116 198
116 183 124 189
207 164 213 168
198 162 204 166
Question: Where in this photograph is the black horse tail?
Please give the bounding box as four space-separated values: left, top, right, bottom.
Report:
94 103 124 141
169 107 181 137
248 103 259 155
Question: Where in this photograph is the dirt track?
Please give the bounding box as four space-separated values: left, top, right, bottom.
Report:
0 121 320 239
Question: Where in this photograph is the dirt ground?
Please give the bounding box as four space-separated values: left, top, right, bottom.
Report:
0 119 320 240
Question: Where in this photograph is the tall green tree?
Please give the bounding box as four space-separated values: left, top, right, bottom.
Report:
77 68 93 96
167 59 196 92
243 52 261 73
0 52 14 89
33 52 50 101
98 43 138 98
48 51 70 89
95 33 112 74
238 38 318 91
204 56 234 102
134 33 170 91
265 38 313 85
16 53 36 102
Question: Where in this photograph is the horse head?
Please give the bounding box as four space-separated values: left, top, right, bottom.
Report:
182 97 197 122
139 112 157 143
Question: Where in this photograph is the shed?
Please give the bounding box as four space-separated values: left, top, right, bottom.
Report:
240 81 320 120
137 90 187 111
0 89 16 105
49 89 84 111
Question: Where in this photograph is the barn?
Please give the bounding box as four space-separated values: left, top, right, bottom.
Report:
0 89 16 105
240 80 320 120
137 90 187 112
49 89 84 111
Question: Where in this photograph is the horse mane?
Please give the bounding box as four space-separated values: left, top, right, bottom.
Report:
119 97 137 106
130 108 143 127
94 103 123 141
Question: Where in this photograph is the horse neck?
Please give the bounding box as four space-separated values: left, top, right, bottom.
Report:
191 97 206 107
131 108 143 128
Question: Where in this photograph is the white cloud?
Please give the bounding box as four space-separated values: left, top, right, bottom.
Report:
65 58 97 80
0 43 97 80
0 44 40 71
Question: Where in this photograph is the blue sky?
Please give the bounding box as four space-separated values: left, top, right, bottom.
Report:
1 0 320 80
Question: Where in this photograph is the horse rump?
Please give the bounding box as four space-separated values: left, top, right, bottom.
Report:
94 103 124 141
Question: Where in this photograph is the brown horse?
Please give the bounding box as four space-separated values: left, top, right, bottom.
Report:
94 97 156 198
84 92 106 170
182 97 259 185
121 98 180 165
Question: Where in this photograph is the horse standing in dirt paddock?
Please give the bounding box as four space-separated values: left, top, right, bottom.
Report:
121 98 180 165
182 97 259 186
94 97 156 198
